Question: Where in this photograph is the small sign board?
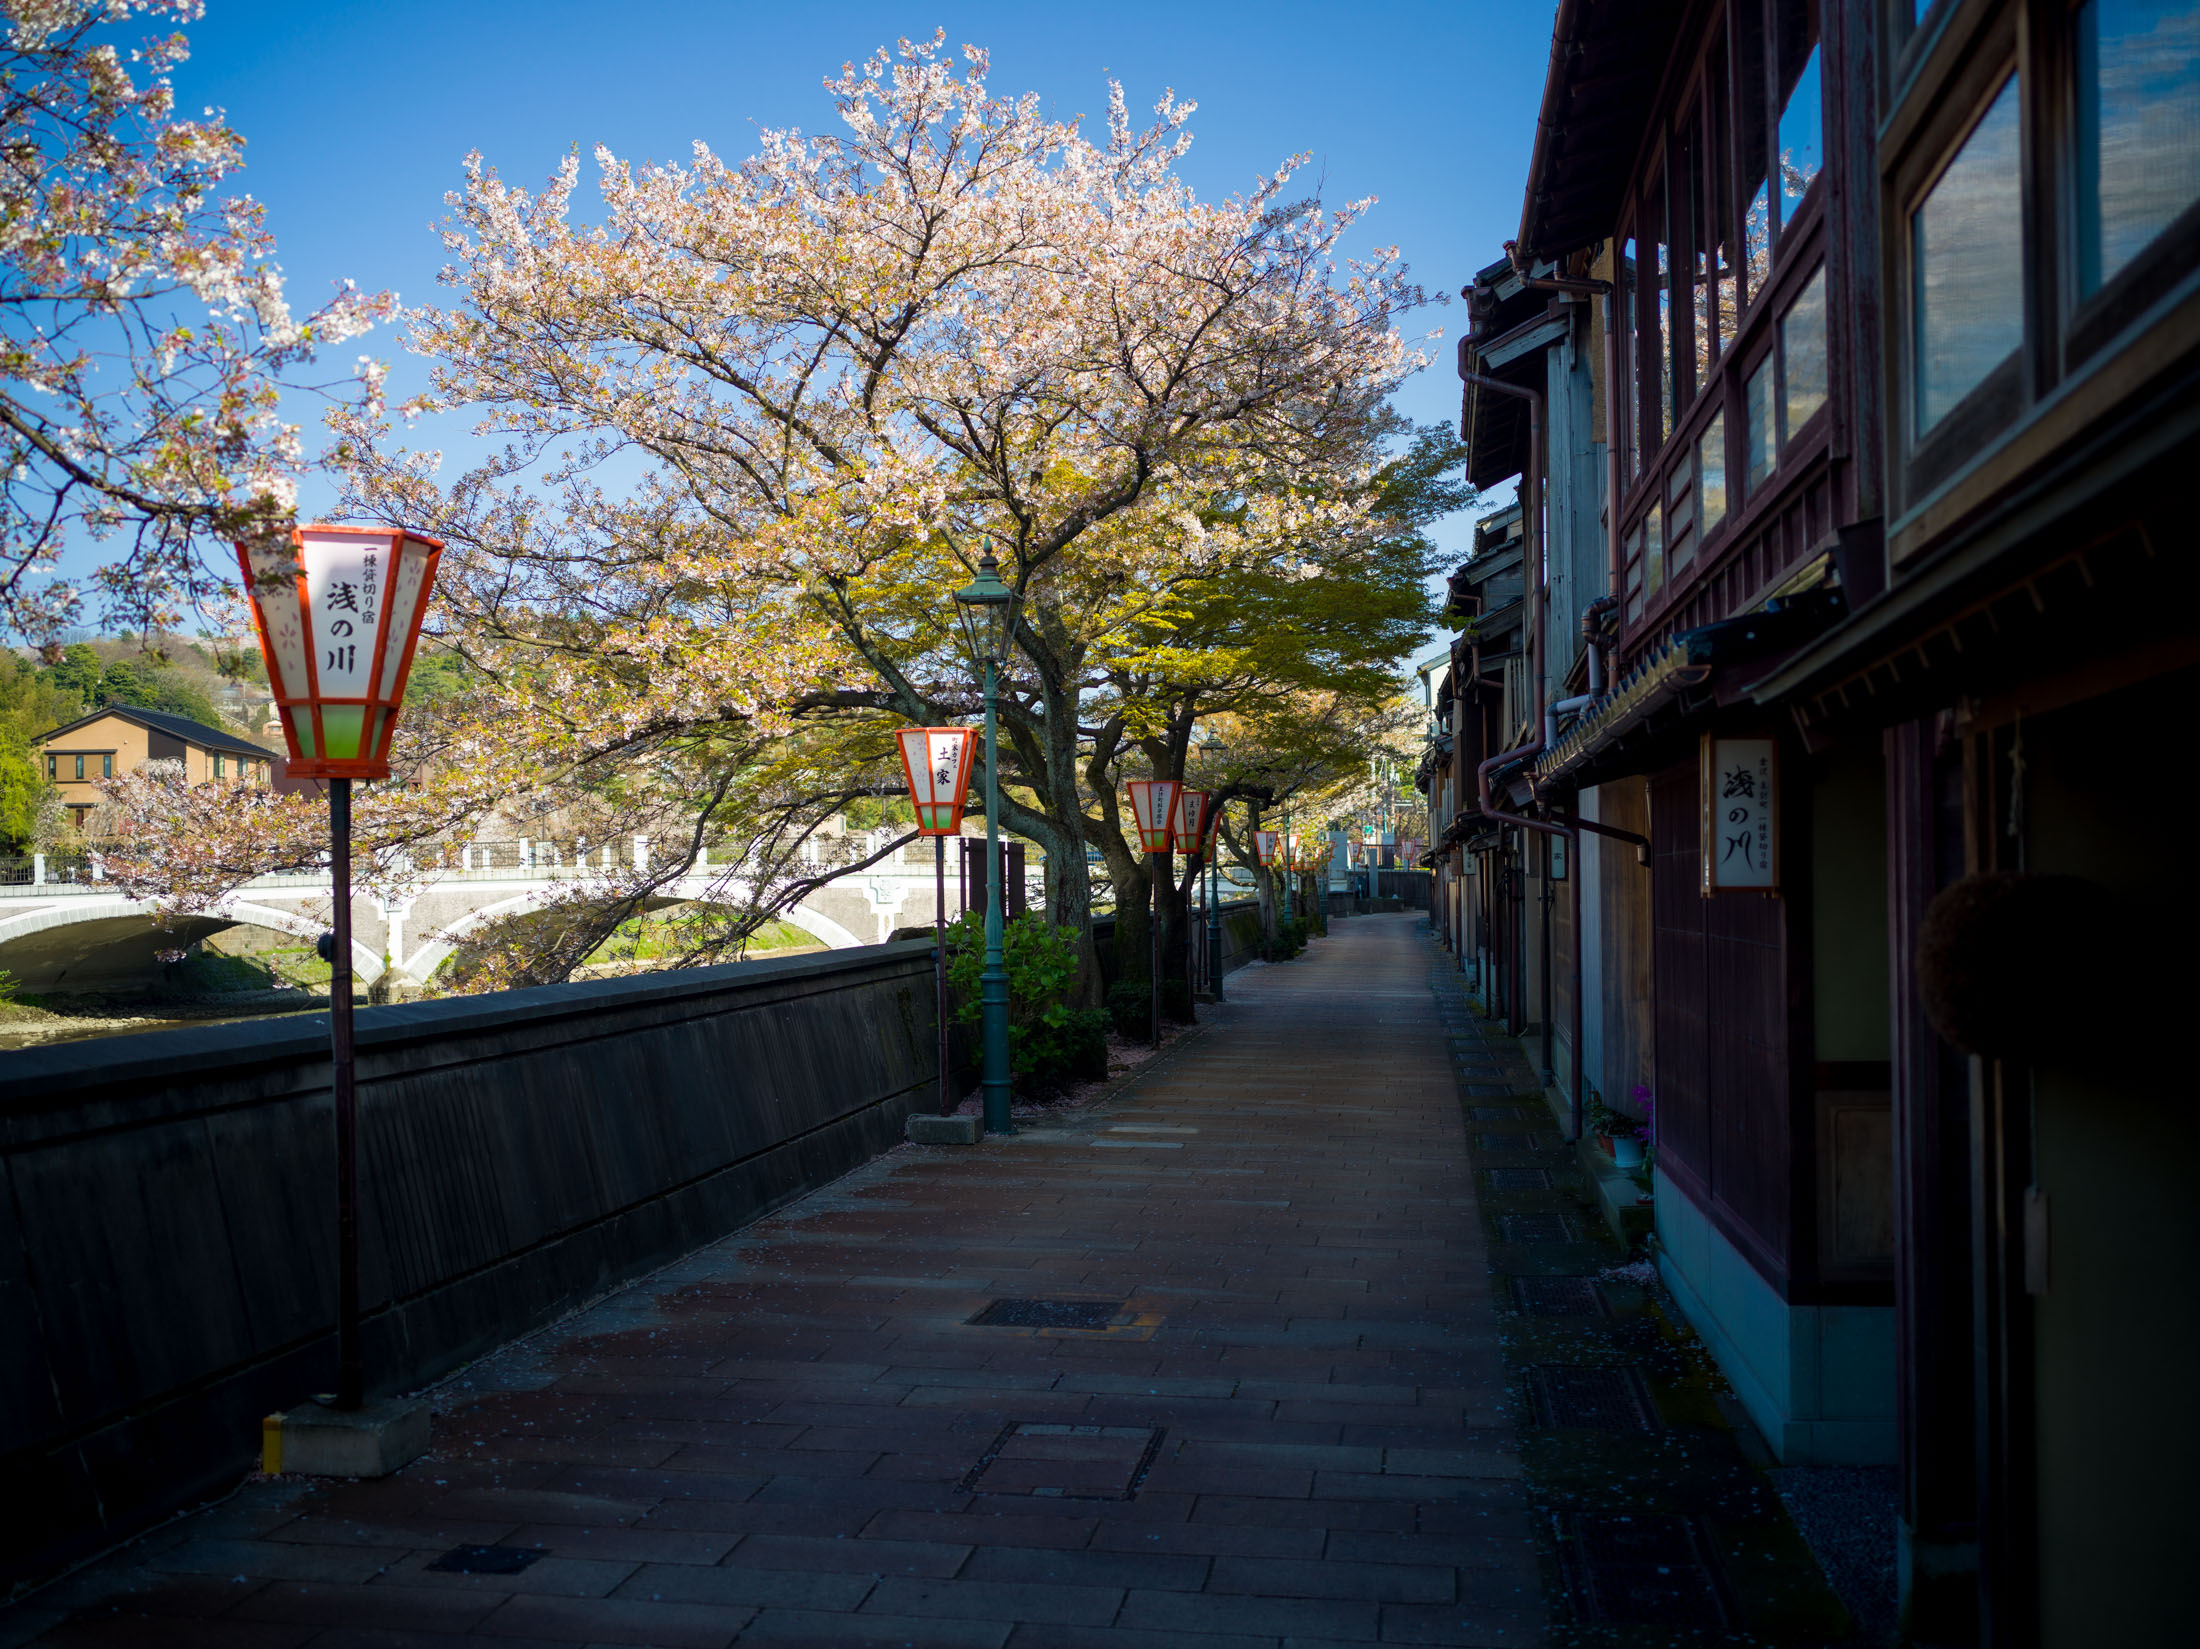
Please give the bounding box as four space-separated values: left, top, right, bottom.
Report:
1701 735 1778 895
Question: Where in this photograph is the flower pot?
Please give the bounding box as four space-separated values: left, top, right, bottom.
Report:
1611 1134 1645 1169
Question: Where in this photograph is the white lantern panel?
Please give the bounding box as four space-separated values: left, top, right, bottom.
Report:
300 531 389 698
246 546 310 700
376 538 433 701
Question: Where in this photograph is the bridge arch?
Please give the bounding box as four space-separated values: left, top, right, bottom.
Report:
399 880 865 985
0 895 383 993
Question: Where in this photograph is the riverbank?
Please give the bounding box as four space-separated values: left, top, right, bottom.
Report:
0 990 332 1052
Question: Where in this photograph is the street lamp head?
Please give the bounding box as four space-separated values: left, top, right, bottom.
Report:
236 523 442 781
953 553 1015 666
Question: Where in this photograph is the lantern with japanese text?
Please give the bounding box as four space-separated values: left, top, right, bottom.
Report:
895 727 978 836
1171 787 1212 855
232 522 441 1421
238 525 443 780
1253 828 1283 867
1126 778 1181 855
897 724 979 1120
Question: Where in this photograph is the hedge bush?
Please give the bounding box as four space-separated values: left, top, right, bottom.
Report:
943 913 1107 1093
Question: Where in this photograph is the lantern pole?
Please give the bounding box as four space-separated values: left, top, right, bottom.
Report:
1149 833 1163 1045
328 776 363 1412
1184 818 1199 1007
980 658 1012 1133
935 833 949 1115
1207 805 1224 1003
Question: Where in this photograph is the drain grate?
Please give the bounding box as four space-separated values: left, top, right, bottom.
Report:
969 1298 1121 1329
1512 1275 1608 1317
1471 1106 1524 1120
962 1423 1166 1500
1487 1168 1551 1190
1559 1513 1730 1627
1528 1364 1659 1431
1500 1213 1575 1243
428 1545 544 1575
1476 1132 1536 1151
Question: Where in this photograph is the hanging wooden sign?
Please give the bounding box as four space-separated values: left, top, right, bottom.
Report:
1701 734 1779 894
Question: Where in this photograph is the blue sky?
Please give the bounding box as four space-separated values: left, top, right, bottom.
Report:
171 0 1553 573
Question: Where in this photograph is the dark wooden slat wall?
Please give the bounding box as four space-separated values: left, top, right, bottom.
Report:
1650 759 1793 1286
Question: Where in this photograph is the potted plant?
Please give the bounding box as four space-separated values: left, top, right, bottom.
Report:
1586 1094 1647 1169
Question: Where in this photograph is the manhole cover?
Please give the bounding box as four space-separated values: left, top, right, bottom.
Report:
1559 1513 1730 1627
1488 1168 1551 1190
1528 1364 1658 1431
969 1298 1121 1329
1512 1276 1607 1317
1500 1214 1575 1243
962 1423 1166 1500
428 1545 543 1575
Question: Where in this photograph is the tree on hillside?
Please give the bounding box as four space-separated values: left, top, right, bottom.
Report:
329 33 1430 993
0 0 391 638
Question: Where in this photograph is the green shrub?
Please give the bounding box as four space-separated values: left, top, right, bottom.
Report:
945 913 1107 1093
1106 978 1152 1040
1264 916 1311 960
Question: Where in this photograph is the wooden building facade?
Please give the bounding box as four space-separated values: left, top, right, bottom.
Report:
1430 0 2199 1640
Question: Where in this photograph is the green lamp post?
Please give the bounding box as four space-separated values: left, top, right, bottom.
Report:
953 553 1016 1136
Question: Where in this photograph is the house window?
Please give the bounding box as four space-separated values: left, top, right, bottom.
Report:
1782 266 1831 434
45 753 55 779
1645 499 1666 598
1738 0 1774 299
1706 30 1739 359
101 754 112 778
73 754 84 781
214 753 225 779
1775 1 1824 230
2074 0 2200 295
1699 410 1729 534
1747 352 1778 487
1616 238 1637 479
1913 74 2025 432
1668 464 1698 580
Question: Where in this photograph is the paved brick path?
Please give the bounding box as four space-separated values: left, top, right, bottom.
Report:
6 913 1542 1649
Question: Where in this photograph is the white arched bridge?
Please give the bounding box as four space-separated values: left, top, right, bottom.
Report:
0 835 989 994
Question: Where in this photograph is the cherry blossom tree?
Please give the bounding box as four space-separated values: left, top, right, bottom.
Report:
332 32 1430 991
0 0 391 638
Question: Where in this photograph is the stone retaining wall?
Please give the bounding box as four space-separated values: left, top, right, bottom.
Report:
0 941 945 1596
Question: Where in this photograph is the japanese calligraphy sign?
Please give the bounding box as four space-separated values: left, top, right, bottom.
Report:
1170 787 1213 853
237 524 443 780
1125 779 1181 855
1701 734 1779 894
894 727 978 836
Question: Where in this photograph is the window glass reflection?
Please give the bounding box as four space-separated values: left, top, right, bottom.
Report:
1782 267 1829 435
1747 355 1778 488
2076 0 2200 293
1657 197 1676 443
1913 76 2025 432
1699 411 1728 533
1778 47 1823 216
1617 238 1637 479
1736 2 1771 303
1645 501 1665 597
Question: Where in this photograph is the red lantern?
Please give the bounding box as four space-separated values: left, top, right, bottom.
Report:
895 726 978 836
1171 787 1211 854
1253 828 1282 866
237 524 443 780
1126 778 1180 854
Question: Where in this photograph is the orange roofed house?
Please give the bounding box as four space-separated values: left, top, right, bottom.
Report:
34 706 281 833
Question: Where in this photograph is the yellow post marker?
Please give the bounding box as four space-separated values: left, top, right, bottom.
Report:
261 1413 284 1476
